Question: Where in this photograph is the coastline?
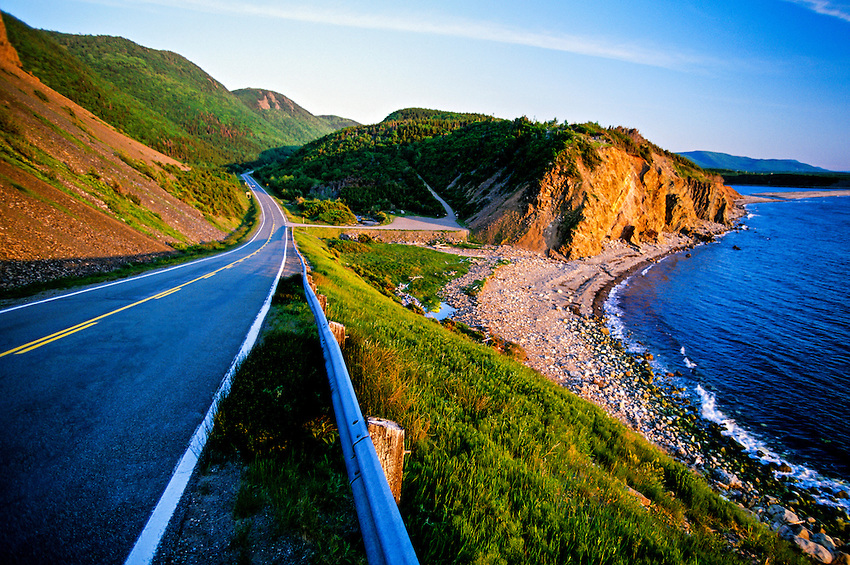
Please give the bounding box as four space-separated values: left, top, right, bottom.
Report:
437 213 850 549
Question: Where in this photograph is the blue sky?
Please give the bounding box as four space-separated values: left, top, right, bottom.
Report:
4 0 849 170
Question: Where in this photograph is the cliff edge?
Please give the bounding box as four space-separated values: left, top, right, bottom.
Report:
469 143 739 258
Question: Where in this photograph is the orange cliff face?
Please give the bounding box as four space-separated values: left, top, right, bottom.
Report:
464 143 741 259
0 14 22 68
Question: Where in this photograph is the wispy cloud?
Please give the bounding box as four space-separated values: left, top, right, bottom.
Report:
786 0 850 22
108 0 713 70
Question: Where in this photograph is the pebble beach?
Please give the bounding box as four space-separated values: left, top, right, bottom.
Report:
435 233 850 563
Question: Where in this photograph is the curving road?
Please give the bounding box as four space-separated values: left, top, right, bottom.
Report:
0 178 295 564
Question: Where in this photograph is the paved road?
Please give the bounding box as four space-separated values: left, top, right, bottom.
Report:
0 180 293 564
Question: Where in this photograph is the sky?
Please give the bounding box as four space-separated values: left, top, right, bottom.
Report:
3 0 849 170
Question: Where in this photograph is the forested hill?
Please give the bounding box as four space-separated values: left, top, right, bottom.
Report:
678 151 831 173
256 108 495 217
3 13 356 165
256 109 738 258
232 88 358 145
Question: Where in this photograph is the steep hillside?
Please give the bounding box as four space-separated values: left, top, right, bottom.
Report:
3 13 355 165
233 87 358 142
426 122 739 258
257 111 739 258
255 108 493 216
678 150 830 173
0 13 246 289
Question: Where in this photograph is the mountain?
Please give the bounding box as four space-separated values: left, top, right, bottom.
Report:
678 151 830 173
256 111 738 258
3 13 356 165
0 13 247 289
233 88 358 140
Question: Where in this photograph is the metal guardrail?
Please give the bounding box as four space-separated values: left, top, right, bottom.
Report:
292 234 420 565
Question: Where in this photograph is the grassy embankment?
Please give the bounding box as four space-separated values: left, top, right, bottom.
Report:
4 12 342 165
0 190 259 301
209 229 807 564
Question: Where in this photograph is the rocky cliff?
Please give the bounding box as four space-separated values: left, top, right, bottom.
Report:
0 12 21 68
454 129 740 258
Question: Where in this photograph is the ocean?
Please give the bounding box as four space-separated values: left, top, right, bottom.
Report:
605 186 850 510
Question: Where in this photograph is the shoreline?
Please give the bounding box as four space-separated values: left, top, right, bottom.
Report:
436 221 850 548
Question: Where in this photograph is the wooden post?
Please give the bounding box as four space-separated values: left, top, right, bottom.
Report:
317 294 327 313
366 417 406 504
329 321 346 348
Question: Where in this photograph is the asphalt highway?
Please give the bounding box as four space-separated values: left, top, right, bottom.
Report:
0 178 295 563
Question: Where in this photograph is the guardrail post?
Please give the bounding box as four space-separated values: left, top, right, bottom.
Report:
367 417 406 504
329 321 346 348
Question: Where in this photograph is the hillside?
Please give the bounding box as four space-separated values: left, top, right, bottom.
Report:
3 13 355 165
678 150 830 173
0 13 246 289
257 111 739 258
233 87 358 141
255 108 493 217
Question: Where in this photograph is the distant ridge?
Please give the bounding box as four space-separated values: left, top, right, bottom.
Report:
232 87 358 140
678 151 830 173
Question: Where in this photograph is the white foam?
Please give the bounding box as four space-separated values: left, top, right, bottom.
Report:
604 283 645 353
695 384 850 513
684 357 697 369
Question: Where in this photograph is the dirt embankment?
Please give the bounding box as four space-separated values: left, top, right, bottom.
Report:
0 14 229 289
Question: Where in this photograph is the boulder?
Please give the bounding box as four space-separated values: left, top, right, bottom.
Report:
790 536 834 563
767 504 802 525
712 467 742 488
779 524 810 540
812 533 838 551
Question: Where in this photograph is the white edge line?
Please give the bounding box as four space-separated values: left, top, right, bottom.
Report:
123 192 288 565
0 178 267 316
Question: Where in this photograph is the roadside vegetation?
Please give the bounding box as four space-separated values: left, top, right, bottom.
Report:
209 229 806 564
323 231 471 309
206 274 367 564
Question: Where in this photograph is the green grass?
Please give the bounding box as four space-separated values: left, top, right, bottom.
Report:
0 195 260 300
324 235 471 309
291 229 806 565
207 274 367 564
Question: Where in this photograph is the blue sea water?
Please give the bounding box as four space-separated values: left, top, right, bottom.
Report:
605 186 850 506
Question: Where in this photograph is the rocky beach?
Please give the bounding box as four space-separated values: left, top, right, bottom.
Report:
434 229 850 563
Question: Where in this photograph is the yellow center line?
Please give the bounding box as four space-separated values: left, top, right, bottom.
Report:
15 322 99 355
153 288 182 300
0 221 280 357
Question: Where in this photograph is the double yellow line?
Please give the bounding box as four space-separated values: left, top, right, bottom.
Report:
1 223 277 358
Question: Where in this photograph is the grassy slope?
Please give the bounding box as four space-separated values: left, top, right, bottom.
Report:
293 231 803 565
48 32 291 164
3 13 354 165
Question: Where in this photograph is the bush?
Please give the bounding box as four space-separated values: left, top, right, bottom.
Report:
301 199 356 225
